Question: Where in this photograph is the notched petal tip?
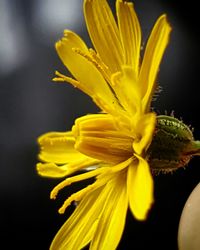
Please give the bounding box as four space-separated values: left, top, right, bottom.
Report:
37 162 72 179
37 162 58 177
117 0 134 6
55 40 63 51
157 14 172 35
63 29 74 37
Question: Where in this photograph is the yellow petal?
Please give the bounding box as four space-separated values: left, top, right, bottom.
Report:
72 114 133 164
37 162 69 178
111 66 141 116
50 171 121 250
139 15 171 112
50 187 103 250
127 156 154 220
84 0 123 73
38 131 84 164
116 0 141 74
37 155 99 178
50 166 111 213
55 30 121 114
132 112 156 155
90 173 128 250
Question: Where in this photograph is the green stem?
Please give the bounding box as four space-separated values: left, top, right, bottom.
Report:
185 141 200 156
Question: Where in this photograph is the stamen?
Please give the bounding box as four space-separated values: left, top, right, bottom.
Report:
53 71 80 86
73 48 111 83
50 166 108 200
65 158 100 175
58 176 108 214
89 48 112 83
73 48 103 70
111 157 134 173
94 157 135 182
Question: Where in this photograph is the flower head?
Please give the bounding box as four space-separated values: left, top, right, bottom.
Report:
37 0 172 249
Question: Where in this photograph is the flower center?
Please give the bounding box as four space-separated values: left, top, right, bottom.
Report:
72 114 133 164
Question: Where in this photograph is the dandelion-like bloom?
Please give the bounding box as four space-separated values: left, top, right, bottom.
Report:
37 0 172 249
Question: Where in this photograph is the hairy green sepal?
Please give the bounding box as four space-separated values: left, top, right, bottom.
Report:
148 115 200 173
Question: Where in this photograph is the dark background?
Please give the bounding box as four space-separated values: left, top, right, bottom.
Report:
0 0 199 249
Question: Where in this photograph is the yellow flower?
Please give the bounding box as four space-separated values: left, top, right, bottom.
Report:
37 0 171 249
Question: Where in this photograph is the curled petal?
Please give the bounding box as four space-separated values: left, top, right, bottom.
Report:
37 157 100 178
72 114 133 164
37 162 69 178
127 156 154 220
38 131 83 164
132 112 156 155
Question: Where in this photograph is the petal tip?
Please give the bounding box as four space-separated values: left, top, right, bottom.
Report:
159 14 172 31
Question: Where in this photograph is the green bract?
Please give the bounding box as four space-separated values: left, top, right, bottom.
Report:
148 115 200 172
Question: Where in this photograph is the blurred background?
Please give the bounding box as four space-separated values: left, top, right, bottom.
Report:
0 0 199 249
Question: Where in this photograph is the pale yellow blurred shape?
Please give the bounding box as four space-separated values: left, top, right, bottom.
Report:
178 183 200 250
